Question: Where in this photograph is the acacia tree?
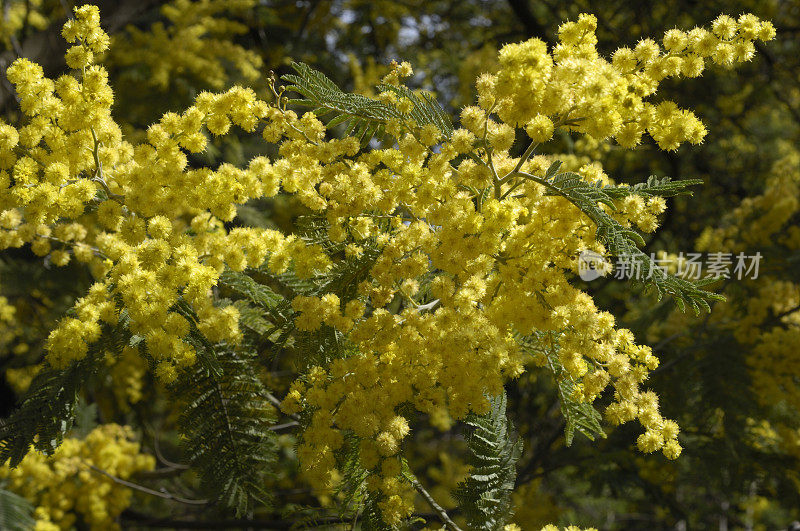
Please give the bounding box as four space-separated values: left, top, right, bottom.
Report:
0 2 785 530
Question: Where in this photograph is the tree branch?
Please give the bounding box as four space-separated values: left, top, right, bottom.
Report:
87 464 208 505
404 473 463 531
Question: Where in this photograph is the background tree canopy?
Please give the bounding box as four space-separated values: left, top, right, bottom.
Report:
0 0 798 529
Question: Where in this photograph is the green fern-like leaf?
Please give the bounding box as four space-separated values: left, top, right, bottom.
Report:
453 391 522 530
294 214 383 298
229 299 273 335
292 215 345 255
317 247 382 301
220 227 381 368
375 82 453 139
601 174 704 199
282 62 453 144
0 488 35 531
527 161 722 313
520 332 605 446
0 362 88 467
0 319 130 467
334 434 369 505
171 348 278 516
219 269 287 310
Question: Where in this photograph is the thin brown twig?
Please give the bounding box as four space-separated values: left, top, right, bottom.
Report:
268 421 299 431
403 472 463 531
147 422 190 470
86 464 208 505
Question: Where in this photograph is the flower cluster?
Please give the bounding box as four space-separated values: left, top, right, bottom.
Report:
0 5 773 525
480 13 774 150
0 424 155 530
111 0 262 89
272 15 772 520
692 145 800 411
1 6 330 379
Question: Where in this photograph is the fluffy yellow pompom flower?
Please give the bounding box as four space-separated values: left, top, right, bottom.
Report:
525 114 555 143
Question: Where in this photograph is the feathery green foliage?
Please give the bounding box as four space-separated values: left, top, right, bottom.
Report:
219 230 381 369
601 175 705 199
219 269 295 341
0 323 123 467
282 62 453 143
0 361 89 467
325 435 396 530
334 434 370 509
0 488 35 531
230 300 274 337
361 495 395 531
521 332 605 446
522 161 722 312
171 347 278 516
453 392 522 530
71 399 99 439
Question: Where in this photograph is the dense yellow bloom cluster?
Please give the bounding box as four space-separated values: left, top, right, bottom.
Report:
107 346 148 407
0 424 155 530
1 5 329 380
111 0 262 89
481 13 774 150
0 290 47 395
0 294 17 341
270 20 768 522
0 5 773 525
